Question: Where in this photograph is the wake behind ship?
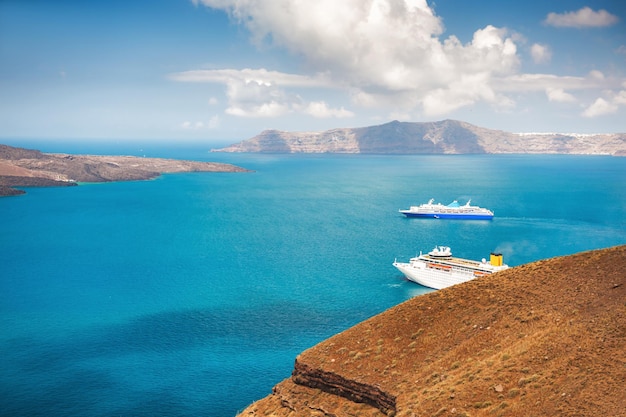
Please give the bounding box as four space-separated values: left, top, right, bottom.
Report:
393 246 508 289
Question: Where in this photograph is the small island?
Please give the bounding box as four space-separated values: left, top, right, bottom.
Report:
0 144 249 196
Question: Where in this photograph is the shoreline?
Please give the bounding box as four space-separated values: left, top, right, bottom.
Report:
0 144 251 197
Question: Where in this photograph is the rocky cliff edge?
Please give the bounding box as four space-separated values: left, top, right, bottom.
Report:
238 245 626 417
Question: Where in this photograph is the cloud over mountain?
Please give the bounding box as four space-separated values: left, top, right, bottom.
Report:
182 0 625 124
187 0 520 117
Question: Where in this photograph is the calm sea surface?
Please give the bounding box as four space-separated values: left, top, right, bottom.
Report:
1 142 625 416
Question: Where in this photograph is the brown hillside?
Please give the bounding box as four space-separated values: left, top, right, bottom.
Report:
0 144 250 196
239 245 626 417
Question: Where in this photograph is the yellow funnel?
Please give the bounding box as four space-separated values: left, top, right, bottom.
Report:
490 253 503 266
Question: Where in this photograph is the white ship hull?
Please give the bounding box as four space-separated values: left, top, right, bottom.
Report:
393 246 508 290
399 199 494 220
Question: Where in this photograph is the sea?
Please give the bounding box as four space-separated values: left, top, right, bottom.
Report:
1 140 625 417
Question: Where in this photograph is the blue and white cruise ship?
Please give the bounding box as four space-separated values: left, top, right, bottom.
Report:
399 199 494 220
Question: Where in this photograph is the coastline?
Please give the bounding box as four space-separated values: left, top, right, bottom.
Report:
0 144 250 196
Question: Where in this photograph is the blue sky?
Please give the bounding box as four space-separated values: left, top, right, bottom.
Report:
1 0 625 142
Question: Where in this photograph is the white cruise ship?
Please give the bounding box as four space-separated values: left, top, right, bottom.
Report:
393 246 508 290
399 199 494 220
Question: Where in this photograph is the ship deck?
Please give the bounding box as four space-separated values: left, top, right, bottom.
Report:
421 255 484 269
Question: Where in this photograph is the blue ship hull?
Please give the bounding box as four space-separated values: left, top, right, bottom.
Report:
402 212 493 220
399 199 495 220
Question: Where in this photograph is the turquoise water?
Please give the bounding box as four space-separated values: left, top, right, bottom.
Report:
1 147 625 416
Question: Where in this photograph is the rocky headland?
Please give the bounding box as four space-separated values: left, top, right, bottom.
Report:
214 119 626 156
0 144 249 196
238 245 626 417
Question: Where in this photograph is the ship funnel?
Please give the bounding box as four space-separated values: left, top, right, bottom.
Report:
490 252 503 266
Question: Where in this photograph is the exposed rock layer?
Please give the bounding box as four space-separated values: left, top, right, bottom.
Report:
238 245 626 417
291 360 396 415
214 119 626 155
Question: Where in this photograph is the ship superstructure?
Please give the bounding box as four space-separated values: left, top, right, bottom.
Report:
399 199 494 220
393 246 508 289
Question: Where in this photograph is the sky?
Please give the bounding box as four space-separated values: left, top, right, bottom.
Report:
1 0 625 142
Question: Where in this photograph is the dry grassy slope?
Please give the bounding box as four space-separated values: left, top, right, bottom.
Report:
238 245 626 417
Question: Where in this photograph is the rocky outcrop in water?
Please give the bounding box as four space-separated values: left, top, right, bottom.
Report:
214 119 626 155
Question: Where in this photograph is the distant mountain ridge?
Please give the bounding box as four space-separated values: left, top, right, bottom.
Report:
213 119 626 155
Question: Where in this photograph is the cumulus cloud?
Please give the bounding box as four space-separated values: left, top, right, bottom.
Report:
185 0 523 117
614 90 626 105
223 78 294 117
582 88 626 117
304 101 354 118
183 0 622 120
582 98 618 117
588 70 605 81
530 43 552 64
544 7 619 28
546 87 575 103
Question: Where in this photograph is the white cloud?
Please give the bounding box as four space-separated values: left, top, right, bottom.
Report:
582 97 618 117
171 68 348 118
188 0 522 116
614 90 626 105
546 87 575 103
304 101 354 118
170 68 330 88
495 70 617 93
422 71 514 116
530 43 552 64
588 70 605 81
223 77 295 117
184 0 624 121
180 115 220 130
581 86 626 117
181 121 205 130
208 114 220 128
544 7 619 28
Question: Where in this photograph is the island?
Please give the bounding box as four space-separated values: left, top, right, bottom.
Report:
0 144 250 196
213 119 626 155
238 245 625 417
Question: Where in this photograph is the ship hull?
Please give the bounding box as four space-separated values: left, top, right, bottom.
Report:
392 247 508 290
400 212 493 220
393 261 475 289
